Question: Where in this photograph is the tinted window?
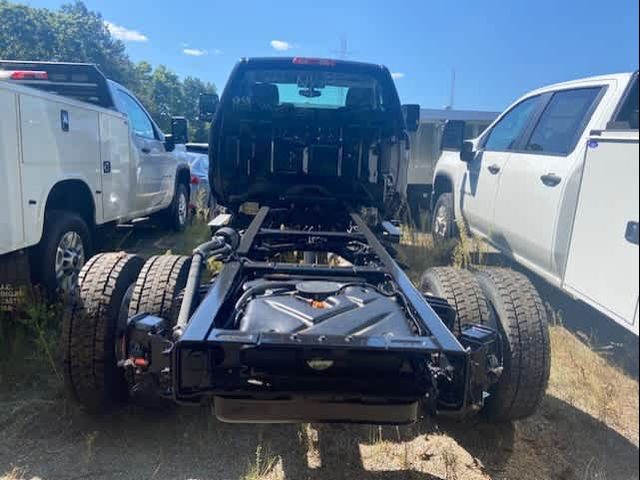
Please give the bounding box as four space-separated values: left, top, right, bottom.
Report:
464 121 492 140
525 88 601 155
612 76 639 129
418 123 436 163
117 91 155 139
233 68 387 111
484 96 539 151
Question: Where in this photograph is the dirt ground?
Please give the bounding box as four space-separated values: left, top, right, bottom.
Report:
1 223 638 480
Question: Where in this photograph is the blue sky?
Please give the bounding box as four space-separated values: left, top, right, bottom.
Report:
23 0 640 112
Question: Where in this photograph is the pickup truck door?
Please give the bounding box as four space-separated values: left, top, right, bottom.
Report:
98 111 132 222
115 89 166 213
461 96 541 240
492 87 604 279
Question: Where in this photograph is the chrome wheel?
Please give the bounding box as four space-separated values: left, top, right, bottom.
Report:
433 204 449 238
55 231 85 293
178 191 188 226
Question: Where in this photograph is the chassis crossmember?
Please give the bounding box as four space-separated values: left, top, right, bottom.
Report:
120 206 501 424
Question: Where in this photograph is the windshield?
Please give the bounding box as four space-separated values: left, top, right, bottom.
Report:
231 67 387 111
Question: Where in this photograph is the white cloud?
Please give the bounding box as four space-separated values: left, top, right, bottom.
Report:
391 72 405 80
270 40 295 51
212 49 224 56
104 21 148 42
183 48 208 57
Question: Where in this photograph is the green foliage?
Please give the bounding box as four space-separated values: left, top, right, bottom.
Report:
0 289 62 380
0 0 215 141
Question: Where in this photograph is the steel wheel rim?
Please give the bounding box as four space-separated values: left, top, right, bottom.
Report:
55 231 85 293
178 191 188 225
434 205 449 238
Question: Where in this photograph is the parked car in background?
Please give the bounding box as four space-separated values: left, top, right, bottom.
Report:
0 60 191 294
432 71 639 336
182 143 214 214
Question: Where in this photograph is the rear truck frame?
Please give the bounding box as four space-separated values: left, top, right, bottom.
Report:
63 205 550 424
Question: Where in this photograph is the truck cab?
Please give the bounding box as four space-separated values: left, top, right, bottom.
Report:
432 72 639 334
201 57 415 220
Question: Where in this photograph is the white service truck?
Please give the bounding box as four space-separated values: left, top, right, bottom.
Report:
431 72 639 336
0 61 192 294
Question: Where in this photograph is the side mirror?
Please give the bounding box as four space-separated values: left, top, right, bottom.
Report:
164 134 175 153
171 116 189 145
199 93 219 122
402 104 420 132
460 140 476 163
441 120 466 151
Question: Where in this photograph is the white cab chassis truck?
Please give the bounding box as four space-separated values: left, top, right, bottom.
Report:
0 61 191 294
431 72 639 336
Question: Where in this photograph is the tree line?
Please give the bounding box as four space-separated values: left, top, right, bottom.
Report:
0 0 215 142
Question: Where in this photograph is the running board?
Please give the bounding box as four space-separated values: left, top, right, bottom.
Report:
117 217 151 229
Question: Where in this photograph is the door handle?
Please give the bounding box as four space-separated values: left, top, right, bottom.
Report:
540 173 562 187
625 221 639 245
487 164 501 174
141 147 151 154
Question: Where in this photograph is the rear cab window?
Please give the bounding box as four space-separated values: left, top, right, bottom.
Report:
222 59 404 129
608 74 639 130
524 87 603 155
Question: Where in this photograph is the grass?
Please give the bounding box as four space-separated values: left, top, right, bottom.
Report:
0 288 62 388
0 468 27 480
442 449 460 480
1 218 638 480
451 218 490 269
243 443 281 480
548 324 639 443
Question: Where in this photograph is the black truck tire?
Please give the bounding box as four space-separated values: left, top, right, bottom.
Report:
420 266 490 335
62 252 144 413
431 192 456 243
475 268 551 422
39 210 92 295
165 183 189 232
128 254 191 324
126 254 191 406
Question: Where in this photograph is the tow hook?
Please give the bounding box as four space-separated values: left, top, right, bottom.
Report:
118 314 173 374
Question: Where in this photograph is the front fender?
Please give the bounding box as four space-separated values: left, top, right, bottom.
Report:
433 152 467 219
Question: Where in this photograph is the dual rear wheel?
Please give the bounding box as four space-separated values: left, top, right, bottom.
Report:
62 253 190 413
63 254 550 422
421 266 551 421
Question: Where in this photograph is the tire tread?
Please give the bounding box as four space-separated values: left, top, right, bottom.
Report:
62 252 143 412
476 268 551 421
420 266 490 333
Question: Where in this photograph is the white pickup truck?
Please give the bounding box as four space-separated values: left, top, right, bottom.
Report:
0 61 191 294
431 72 639 336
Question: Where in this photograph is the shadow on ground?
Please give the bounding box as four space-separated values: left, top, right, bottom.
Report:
1 389 637 480
1 224 637 479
